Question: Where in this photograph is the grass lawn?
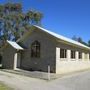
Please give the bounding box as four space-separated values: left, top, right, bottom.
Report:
0 83 12 90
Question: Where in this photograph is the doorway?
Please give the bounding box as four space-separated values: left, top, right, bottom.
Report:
14 52 21 70
17 52 21 68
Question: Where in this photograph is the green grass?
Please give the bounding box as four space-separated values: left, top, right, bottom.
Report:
0 83 12 90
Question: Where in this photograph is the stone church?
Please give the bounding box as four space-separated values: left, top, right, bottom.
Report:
1 25 90 74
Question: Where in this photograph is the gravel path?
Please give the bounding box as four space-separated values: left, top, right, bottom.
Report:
0 70 90 90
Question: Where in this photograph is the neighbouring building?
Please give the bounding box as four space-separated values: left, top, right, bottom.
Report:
1 25 90 74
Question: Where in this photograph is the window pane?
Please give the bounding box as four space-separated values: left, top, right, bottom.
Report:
31 41 40 58
60 49 67 58
79 52 82 59
71 50 75 59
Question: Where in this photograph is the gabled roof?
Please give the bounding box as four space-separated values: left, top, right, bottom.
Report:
34 25 90 50
7 40 23 50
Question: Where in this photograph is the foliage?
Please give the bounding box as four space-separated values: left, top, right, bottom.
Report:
0 2 43 47
72 35 78 41
88 40 90 47
72 36 89 46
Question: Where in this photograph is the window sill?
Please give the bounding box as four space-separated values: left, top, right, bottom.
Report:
78 59 82 61
60 58 68 61
70 59 76 61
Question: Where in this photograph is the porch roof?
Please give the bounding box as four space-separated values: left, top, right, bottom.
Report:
7 40 23 50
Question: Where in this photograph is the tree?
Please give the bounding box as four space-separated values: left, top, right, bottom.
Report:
77 37 83 43
72 36 88 46
72 36 83 43
88 40 90 47
72 35 78 41
0 2 43 47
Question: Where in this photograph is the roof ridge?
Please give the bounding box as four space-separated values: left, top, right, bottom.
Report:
34 25 90 50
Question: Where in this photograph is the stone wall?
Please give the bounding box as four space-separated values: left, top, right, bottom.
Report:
20 29 56 73
2 45 16 69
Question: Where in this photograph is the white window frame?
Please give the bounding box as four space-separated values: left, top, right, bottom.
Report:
78 52 82 60
71 50 76 60
60 48 67 59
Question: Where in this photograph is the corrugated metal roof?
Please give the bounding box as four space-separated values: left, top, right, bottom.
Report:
34 25 90 50
7 40 23 50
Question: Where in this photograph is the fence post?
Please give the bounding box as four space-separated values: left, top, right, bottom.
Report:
48 65 50 80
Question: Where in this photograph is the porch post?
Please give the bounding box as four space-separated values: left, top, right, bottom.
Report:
76 51 78 60
14 53 18 70
82 53 84 61
56 47 60 74
87 53 89 61
56 47 60 60
67 50 71 61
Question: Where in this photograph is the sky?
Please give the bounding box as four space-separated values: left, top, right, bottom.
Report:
0 0 90 42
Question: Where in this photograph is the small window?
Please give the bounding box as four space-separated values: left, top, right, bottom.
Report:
79 52 82 59
71 50 76 59
60 49 67 58
31 41 40 58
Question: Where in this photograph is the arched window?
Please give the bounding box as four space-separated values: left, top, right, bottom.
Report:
31 41 40 58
